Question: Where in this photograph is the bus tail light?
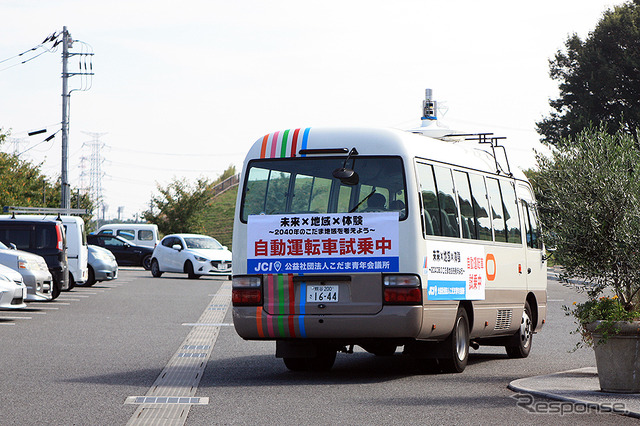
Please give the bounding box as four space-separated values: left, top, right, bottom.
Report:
383 274 422 305
232 276 262 306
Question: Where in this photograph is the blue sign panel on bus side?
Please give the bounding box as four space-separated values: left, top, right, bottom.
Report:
426 279 467 300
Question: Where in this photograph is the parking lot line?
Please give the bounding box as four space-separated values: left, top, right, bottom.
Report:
25 306 58 310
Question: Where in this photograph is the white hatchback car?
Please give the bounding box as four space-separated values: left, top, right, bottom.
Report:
150 234 232 279
0 264 27 309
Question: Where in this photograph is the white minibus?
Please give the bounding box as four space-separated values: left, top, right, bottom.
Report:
232 98 547 373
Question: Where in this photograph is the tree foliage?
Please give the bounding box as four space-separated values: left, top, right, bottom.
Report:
1 128 93 224
536 0 640 146
531 126 640 310
143 177 214 235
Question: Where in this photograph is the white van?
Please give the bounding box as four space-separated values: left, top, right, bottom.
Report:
97 223 160 248
0 214 88 287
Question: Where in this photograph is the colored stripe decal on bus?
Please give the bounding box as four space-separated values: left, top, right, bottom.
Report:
260 134 269 159
270 131 280 159
256 307 265 338
280 129 290 158
290 128 301 157
287 274 296 337
300 127 311 156
258 128 311 158
277 274 286 336
298 279 307 338
266 275 275 337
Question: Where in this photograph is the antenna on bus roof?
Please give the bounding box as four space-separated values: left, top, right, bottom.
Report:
422 89 437 122
408 89 465 139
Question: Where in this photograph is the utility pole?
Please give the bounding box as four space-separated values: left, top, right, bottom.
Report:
59 26 94 212
61 26 71 211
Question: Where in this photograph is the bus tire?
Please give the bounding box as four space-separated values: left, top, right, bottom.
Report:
440 307 470 373
506 301 533 358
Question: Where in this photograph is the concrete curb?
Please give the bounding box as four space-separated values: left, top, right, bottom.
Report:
508 367 640 419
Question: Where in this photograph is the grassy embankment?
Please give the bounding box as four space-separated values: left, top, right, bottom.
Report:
195 186 237 250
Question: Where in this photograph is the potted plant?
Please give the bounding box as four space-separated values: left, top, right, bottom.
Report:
531 126 640 393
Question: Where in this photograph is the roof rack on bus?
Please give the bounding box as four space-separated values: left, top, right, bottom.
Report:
442 133 513 177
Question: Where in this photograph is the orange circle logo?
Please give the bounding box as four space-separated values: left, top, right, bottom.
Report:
486 253 496 281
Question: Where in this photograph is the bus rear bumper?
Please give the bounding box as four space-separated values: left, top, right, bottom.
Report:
232 305 423 340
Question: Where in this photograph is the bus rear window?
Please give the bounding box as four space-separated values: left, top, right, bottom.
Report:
240 156 407 222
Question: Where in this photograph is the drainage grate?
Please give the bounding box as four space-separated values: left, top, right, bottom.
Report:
177 352 207 358
126 396 209 405
182 345 210 350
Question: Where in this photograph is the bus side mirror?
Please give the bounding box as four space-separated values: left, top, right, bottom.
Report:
332 147 359 185
332 168 359 185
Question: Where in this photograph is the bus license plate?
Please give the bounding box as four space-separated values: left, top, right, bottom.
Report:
306 285 339 303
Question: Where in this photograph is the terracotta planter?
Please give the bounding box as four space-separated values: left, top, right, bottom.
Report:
587 321 640 393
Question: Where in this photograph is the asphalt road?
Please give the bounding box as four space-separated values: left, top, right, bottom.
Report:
0 269 635 425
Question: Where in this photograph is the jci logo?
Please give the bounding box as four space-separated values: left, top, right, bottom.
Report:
253 261 282 272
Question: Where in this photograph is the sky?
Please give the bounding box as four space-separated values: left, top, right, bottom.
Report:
0 0 620 221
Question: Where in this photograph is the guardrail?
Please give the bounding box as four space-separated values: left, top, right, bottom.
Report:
211 173 240 197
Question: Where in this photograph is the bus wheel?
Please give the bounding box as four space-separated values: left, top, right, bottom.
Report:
506 301 533 358
440 307 469 373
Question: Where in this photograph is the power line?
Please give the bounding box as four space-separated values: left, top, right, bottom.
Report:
109 145 244 158
0 32 61 72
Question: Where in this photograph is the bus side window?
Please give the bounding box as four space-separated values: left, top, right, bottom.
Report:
433 166 460 238
416 163 439 236
243 167 271 220
468 174 493 241
529 203 541 249
454 171 476 240
486 178 507 242
523 201 541 249
500 181 522 244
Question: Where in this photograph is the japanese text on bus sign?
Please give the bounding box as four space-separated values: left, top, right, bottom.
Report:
247 212 399 273
425 242 486 300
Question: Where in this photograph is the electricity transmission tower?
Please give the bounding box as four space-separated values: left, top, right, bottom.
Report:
82 131 107 228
